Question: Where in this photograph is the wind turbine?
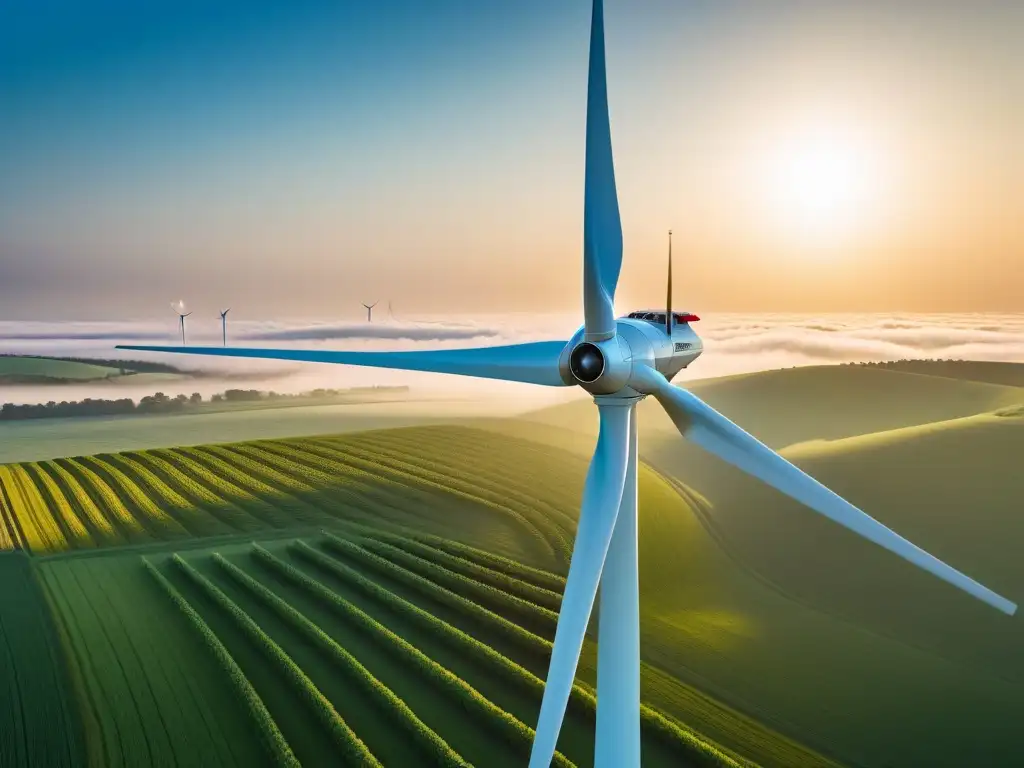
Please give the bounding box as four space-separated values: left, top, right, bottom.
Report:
219 308 231 346
362 301 378 322
171 302 192 345
121 2 1016 766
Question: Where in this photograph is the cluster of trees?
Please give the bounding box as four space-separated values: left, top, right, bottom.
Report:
842 358 966 367
1 392 204 420
0 385 411 422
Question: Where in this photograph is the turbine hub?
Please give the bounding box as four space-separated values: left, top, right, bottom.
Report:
569 342 605 383
560 335 632 395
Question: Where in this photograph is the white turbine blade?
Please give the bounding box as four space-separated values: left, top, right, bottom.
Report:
530 402 632 768
634 368 1017 615
582 0 624 342
115 341 571 387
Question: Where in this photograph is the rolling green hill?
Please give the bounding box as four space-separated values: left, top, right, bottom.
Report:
518 364 1023 450
1 427 827 768
0 357 123 383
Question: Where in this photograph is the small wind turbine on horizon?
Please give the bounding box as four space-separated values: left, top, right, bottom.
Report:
219 308 231 346
362 301 378 323
123 3 1017 765
171 301 192 345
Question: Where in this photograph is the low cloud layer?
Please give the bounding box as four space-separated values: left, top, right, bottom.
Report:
241 324 498 343
0 312 1021 406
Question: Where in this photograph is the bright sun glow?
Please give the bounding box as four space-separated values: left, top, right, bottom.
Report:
757 122 882 242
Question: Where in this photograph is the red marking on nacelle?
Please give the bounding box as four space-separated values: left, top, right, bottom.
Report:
676 313 700 323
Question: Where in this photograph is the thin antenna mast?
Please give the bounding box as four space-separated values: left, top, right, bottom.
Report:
665 230 673 336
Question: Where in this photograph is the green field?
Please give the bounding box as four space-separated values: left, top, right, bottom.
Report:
0 356 124 383
0 362 1021 767
0 399 500 465
1 425 822 767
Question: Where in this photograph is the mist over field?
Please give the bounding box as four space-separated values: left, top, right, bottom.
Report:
1 312 1022 409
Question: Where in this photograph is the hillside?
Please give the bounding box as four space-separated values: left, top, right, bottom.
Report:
3 417 1023 765
0 356 123 384
679 410 1024 679
1 426 831 768
855 359 1024 388
519 364 1023 450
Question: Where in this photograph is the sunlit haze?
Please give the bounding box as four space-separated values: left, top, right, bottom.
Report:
2 1 1022 320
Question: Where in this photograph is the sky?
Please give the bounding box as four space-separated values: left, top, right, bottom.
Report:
2 0 1023 321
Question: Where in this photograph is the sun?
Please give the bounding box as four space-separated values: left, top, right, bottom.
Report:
759 123 880 241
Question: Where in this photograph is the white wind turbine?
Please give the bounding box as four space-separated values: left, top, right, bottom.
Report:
122 3 1016 766
219 308 231 346
171 301 192 345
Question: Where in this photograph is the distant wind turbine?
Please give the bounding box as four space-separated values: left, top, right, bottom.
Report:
362 301 378 323
219 308 231 346
171 302 192 345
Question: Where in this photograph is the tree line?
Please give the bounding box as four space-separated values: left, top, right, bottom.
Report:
0 386 410 422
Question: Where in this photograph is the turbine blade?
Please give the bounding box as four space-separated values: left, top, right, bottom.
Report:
582 0 623 342
530 402 632 768
633 367 1017 616
115 342 571 387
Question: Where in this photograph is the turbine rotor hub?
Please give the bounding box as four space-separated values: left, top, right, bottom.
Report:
569 342 605 383
561 335 633 395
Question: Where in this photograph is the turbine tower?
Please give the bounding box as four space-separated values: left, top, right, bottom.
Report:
178 312 192 345
219 308 231 346
121 3 1017 766
362 301 378 322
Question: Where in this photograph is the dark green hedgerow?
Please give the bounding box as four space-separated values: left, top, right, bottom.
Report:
169 553 381 767
212 552 466 768
305 538 741 768
141 557 299 767
320 533 551 663
253 543 574 768
365 530 563 611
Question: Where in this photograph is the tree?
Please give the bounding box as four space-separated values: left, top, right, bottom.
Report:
190 392 203 404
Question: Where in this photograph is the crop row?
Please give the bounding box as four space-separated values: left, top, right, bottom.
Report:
213 552 466 767
358 537 560 636
309 533 741 768
168 553 381 766
343 430 582 545
365 530 563 611
251 544 573 766
303 437 565 562
142 558 299 767
0 428 575 559
320 532 553 663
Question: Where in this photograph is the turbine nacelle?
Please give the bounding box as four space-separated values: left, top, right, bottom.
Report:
559 315 704 395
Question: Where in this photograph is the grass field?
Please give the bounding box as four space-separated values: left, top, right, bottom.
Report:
0 357 123 382
0 399 502 465
1 362 1021 767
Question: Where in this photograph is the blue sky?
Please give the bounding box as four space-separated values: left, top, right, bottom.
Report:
2 1 1021 320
